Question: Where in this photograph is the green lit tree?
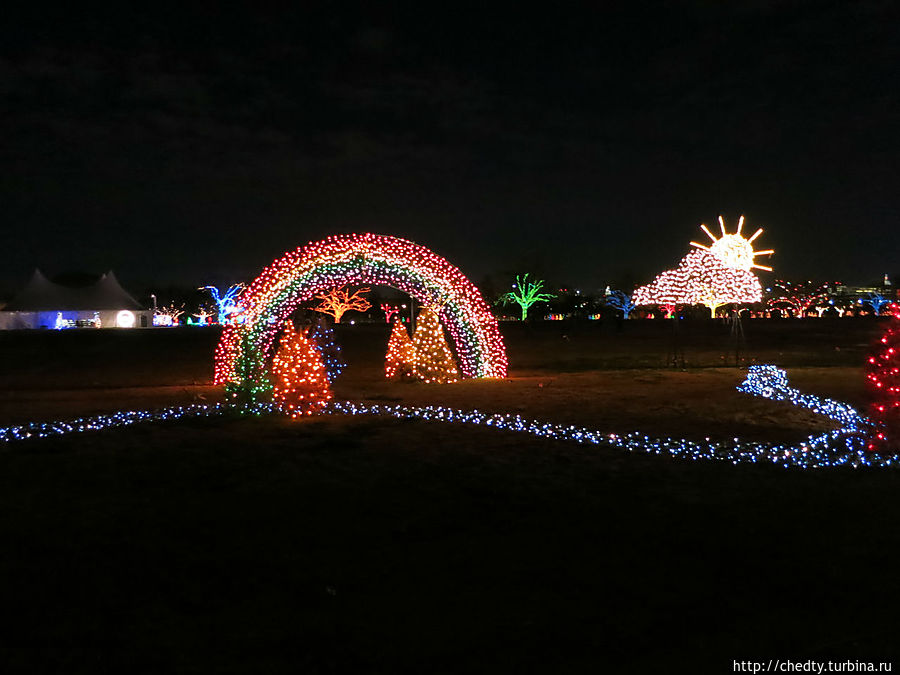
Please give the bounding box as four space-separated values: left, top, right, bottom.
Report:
498 274 556 321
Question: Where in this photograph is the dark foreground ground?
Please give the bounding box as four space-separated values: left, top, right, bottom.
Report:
0 319 898 673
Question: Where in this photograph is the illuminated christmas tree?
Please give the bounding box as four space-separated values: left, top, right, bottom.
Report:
865 305 900 451
410 306 459 383
385 317 416 379
271 321 332 417
633 249 762 317
307 316 345 383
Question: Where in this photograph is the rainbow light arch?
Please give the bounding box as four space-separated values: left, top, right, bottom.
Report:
214 233 508 392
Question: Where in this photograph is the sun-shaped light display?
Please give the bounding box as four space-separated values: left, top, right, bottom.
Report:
690 215 774 272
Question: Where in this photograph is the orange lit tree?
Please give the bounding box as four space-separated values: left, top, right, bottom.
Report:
271 321 332 417
410 306 459 383
312 286 371 323
385 317 416 379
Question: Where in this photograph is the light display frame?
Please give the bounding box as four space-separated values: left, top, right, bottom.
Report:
214 233 507 398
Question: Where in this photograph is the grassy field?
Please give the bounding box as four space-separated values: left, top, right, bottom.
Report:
0 319 897 673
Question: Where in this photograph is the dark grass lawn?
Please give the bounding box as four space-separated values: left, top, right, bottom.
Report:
0 318 897 673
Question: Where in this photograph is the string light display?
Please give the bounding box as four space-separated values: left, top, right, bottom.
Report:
604 289 636 319
311 286 372 324
4 365 900 469
214 233 507 397
271 321 332 417
200 284 246 324
410 306 460 383
0 402 272 445
689 215 774 272
308 317 346 384
633 249 762 317
859 293 893 316
866 305 900 450
498 274 556 321
380 303 401 323
192 305 214 325
767 280 830 317
737 365 867 432
153 303 184 327
385 317 416 379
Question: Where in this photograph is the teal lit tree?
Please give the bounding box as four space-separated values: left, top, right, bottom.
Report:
604 289 636 319
498 274 556 321
201 284 246 324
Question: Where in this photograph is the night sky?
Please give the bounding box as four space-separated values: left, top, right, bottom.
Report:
2 2 898 297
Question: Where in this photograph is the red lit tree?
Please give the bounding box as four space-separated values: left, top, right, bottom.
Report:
312 286 371 324
380 303 401 323
866 305 900 451
271 321 332 417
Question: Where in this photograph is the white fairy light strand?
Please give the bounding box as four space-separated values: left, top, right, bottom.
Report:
0 366 894 470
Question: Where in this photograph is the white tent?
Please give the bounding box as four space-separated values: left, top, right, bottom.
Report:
0 270 153 329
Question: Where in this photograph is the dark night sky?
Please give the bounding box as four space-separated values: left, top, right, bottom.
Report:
2 1 898 297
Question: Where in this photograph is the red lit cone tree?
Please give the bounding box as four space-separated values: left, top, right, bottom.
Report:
385 317 416 379
410 306 459 383
271 321 332 417
866 305 900 451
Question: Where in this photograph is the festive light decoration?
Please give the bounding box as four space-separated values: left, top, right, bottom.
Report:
5 364 900 469
384 317 416 379
866 305 900 450
690 215 774 271
633 249 762 317
498 274 556 321
116 310 136 328
312 286 372 324
54 312 73 330
859 293 893 316
201 284 246 324
192 305 214 325
737 365 867 432
307 316 346 383
153 303 184 327
271 321 332 417
766 280 830 317
604 289 636 319
0 403 245 444
409 306 460 383
214 233 507 398
380 303 401 323
815 304 845 318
